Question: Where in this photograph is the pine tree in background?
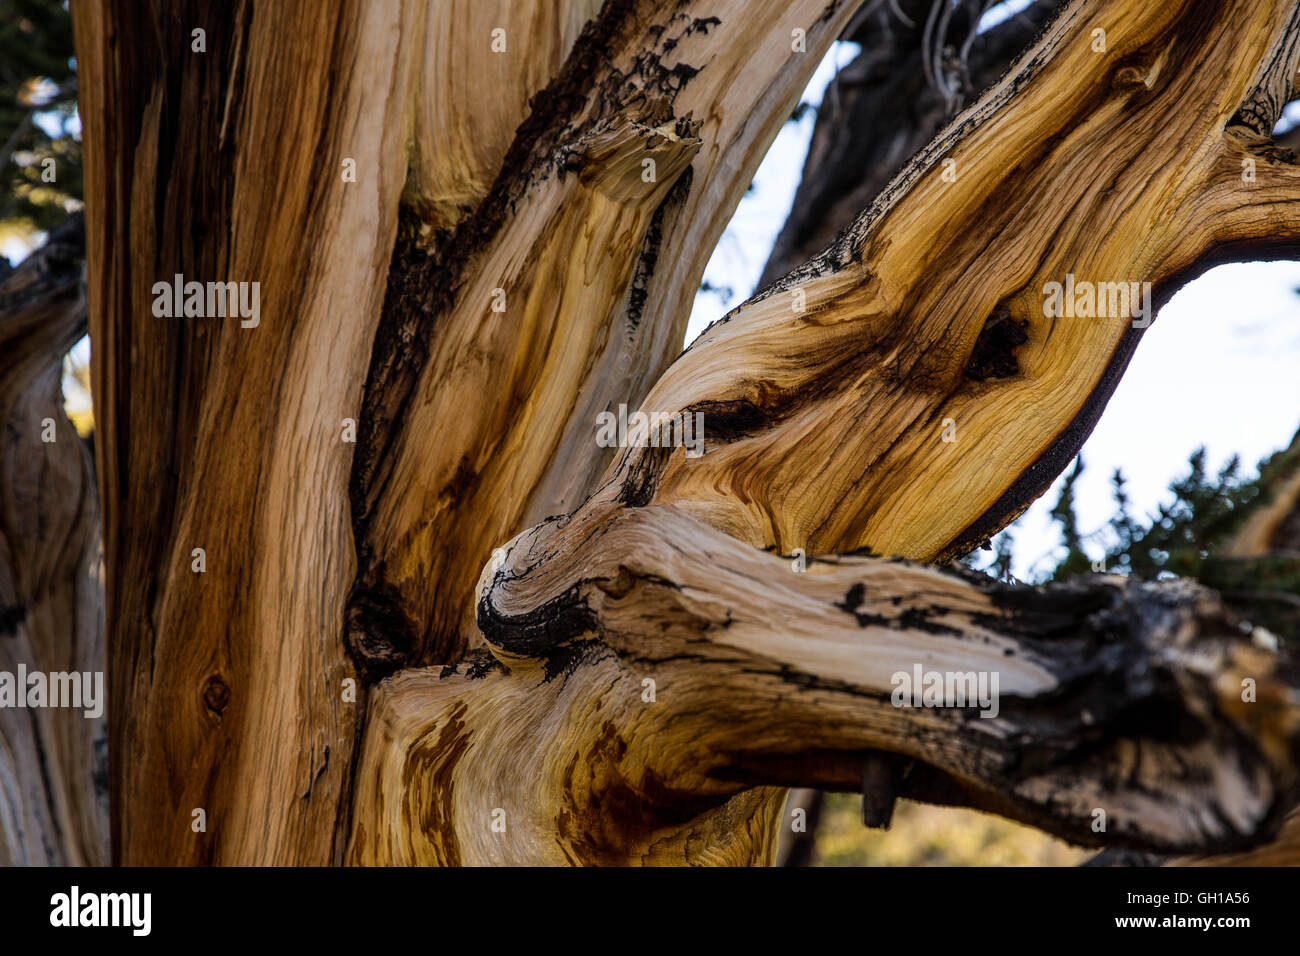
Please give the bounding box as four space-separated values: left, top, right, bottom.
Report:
0 0 80 237
1048 456 1091 581
1044 435 1300 642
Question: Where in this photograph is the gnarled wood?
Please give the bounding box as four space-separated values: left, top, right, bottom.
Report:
405 0 604 235
64 0 1300 868
349 503 1300 864
69 0 866 865
350 0 1300 866
760 0 1061 284
0 214 106 865
767 1 1064 861
590 0 1300 565
348 0 866 668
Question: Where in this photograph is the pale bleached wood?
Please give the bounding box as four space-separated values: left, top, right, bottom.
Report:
349 0 1300 866
348 0 867 667
760 0 1060 285
347 504 1300 864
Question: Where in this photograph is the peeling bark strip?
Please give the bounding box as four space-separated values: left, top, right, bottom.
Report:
0 214 107 865
347 0 863 667
347 504 1300 864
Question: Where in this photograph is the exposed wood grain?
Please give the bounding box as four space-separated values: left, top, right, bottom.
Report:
349 0 1300 866
0 214 107 865
405 0 604 235
349 504 1300 864
64 0 1300 868
74 0 423 864
760 0 1060 284
348 0 866 668
591 0 1300 564
764 0 1062 856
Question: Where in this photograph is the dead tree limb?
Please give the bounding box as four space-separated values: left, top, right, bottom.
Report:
350 0 1300 865
349 503 1300 863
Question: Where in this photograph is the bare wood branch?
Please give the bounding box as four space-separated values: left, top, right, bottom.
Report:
348 503 1300 864
587 0 1300 566
66 0 1300 869
348 0 1300 867
760 0 1060 284
347 0 867 669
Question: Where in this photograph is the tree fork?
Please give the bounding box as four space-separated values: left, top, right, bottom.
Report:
350 0 1300 865
64 0 1300 867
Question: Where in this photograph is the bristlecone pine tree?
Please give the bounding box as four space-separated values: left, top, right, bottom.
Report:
4 0 1300 866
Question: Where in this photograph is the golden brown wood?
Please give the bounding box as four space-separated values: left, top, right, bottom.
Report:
60 0 1300 867
348 0 865 666
351 0 1300 866
74 0 423 864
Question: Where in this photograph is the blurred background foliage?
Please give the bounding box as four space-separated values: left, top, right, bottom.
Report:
1 0 90 434
812 797 1088 866
0 0 80 237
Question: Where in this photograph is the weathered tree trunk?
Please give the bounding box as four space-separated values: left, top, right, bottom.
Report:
73 0 422 865
52 0 1300 866
71 0 862 865
0 213 106 865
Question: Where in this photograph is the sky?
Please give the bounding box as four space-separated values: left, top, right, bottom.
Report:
685 33 1300 582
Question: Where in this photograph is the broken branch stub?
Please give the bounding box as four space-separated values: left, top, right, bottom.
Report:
346 504 1300 864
